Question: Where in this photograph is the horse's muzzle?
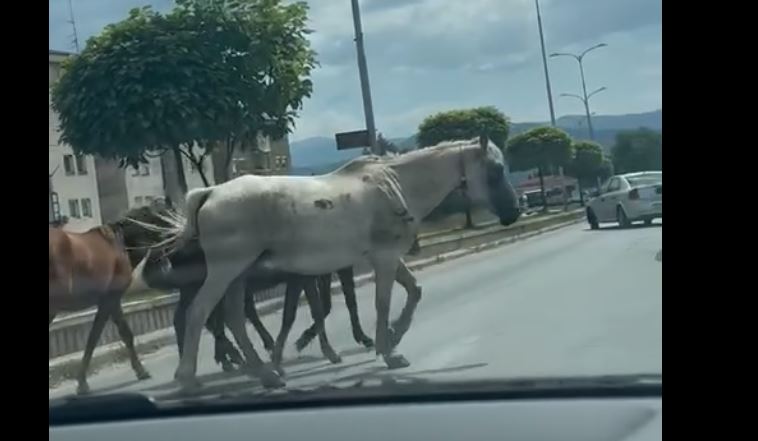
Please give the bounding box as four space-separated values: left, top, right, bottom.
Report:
499 210 521 226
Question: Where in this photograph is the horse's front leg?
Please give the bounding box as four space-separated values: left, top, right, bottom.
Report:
295 273 333 351
302 278 341 364
207 301 242 372
272 279 304 377
244 281 275 354
337 267 374 348
76 300 113 395
388 261 422 350
372 260 411 370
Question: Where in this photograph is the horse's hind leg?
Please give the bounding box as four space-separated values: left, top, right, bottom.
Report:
303 278 341 364
272 279 304 376
111 301 151 381
338 267 373 348
223 278 283 388
388 261 422 350
76 301 112 395
244 283 275 354
174 248 253 391
295 273 332 351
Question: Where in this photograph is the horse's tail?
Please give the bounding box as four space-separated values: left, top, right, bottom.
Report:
181 187 213 245
125 187 213 294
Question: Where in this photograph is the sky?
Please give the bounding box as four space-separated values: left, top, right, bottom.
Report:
49 0 662 142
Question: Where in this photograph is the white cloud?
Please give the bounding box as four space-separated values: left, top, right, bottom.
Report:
50 0 662 140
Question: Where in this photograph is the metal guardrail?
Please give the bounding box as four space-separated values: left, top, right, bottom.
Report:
49 210 583 360
48 285 286 359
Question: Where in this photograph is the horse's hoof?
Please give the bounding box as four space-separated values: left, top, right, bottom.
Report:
357 336 375 348
387 328 402 349
295 335 311 353
325 350 342 364
221 361 236 373
136 369 152 381
76 383 91 395
274 364 286 378
224 346 245 366
176 376 203 394
254 368 285 389
383 354 411 370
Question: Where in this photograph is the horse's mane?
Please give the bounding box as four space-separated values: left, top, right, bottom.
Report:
327 138 479 220
330 137 478 176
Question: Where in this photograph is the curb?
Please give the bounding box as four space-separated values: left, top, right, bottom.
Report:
49 210 584 388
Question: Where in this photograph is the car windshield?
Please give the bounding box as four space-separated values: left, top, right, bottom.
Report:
49 0 662 418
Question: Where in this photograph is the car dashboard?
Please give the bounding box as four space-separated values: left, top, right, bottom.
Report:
50 377 662 441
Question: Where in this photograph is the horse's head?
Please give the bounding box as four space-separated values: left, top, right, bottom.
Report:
464 136 521 226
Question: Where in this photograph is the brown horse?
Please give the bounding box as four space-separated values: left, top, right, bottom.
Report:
49 225 151 395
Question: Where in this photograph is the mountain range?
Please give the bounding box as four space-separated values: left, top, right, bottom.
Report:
289 109 662 175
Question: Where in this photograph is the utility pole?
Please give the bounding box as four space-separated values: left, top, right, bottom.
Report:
534 0 567 210
67 0 81 53
350 0 380 154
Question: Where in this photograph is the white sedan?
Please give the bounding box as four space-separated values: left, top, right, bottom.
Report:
586 172 662 229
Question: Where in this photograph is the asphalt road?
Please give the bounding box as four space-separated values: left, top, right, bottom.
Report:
49 221 662 400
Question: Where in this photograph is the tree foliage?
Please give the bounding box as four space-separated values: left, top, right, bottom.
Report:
505 126 574 172
417 106 510 149
598 157 614 181
566 140 604 186
50 0 316 184
611 128 662 174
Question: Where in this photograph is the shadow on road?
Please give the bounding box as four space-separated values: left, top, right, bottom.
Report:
147 357 489 402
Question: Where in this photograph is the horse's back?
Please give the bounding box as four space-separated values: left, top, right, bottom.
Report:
48 226 133 311
196 173 377 274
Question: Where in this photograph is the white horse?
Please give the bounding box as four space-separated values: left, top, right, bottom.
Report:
153 136 521 390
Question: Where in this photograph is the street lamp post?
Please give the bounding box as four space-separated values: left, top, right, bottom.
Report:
550 43 607 140
350 0 380 155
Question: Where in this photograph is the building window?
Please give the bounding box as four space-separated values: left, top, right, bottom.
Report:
275 155 288 169
68 199 81 218
81 198 92 217
63 155 75 175
75 155 88 175
134 196 143 207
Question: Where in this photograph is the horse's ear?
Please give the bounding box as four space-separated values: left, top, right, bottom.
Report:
479 135 489 151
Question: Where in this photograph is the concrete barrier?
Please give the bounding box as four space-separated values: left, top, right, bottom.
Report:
49 209 584 361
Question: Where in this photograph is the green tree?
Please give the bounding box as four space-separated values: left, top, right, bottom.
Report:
566 140 604 206
51 0 316 194
417 106 510 150
598 157 614 182
506 126 573 212
611 128 662 174
416 106 510 227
